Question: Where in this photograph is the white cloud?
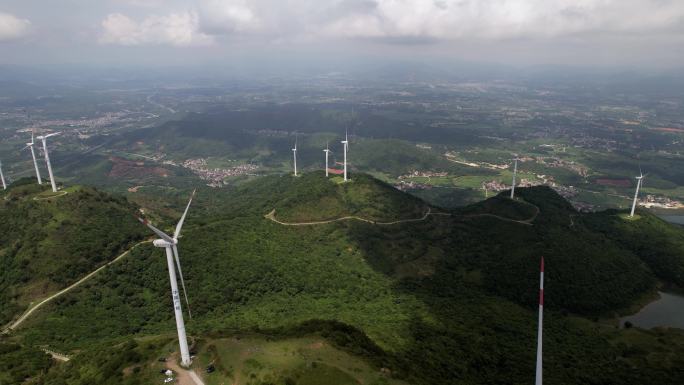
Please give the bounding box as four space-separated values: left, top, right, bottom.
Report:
99 11 213 46
91 0 684 63
198 0 260 34
192 0 684 42
0 12 31 42
116 0 167 7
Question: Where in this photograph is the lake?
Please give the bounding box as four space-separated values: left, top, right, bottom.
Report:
621 292 684 329
660 215 684 225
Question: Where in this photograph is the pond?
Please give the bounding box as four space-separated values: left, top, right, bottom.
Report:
660 215 684 225
620 292 684 330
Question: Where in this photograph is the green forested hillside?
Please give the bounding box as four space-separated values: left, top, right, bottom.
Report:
0 180 146 326
5 173 684 384
581 210 684 287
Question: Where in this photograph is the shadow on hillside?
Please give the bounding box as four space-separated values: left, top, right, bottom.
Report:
337 186 677 384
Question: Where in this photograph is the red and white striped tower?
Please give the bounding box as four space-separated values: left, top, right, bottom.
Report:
535 256 544 385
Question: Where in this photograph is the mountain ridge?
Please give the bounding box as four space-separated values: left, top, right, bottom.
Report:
4 173 684 385
0 179 146 326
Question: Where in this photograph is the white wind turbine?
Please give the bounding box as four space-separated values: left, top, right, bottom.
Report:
510 157 519 199
22 131 42 185
36 132 61 192
0 160 6 190
137 190 195 367
341 129 349 182
323 141 332 177
630 168 646 217
535 256 544 385
292 138 298 176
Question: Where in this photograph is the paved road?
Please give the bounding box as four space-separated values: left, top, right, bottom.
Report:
188 369 206 385
166 354 206 385
2 240 151 334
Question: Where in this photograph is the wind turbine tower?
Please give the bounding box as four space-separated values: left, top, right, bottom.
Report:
23 131 42 184
137 191 196 367
292 138 298 176
0 160 6 190
323 142 331 177
630 170 645 217
37 132 60 192
510 157 519 199
341 129 349 182
536 256 544 385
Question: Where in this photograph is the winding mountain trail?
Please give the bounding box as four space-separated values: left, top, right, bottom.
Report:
32 191 68 200
42 349 71 362
2 240 151 334
265 202 539 227
265 207 440 226
459 202 540 226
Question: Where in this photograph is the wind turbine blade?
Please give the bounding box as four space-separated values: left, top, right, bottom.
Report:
21 145 30 151
174 190 196 239
136 216 174 243
45 132 61 138
173 245 192 319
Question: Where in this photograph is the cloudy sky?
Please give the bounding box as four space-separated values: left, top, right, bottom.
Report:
2 0 684 70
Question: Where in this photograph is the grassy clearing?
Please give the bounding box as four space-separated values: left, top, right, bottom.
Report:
619 213 642 221
194 335 406 385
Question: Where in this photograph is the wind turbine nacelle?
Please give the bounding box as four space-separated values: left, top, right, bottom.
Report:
153 239 174 248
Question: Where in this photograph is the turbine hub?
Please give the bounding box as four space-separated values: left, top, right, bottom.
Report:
153 239 173 248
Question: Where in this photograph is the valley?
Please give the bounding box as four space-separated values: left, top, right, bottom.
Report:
3 76 684 214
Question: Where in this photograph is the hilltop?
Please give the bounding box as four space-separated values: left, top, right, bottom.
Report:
264 172 427 222
0 179 146 327
5 173 684 385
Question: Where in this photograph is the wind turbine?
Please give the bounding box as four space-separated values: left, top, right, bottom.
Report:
630 169 645 217
22 131 42 185
0 160 6 190
36 132 60 192
323 141 331 177
535 256 544 385
137 190 195 367
510 157 519 199
292 137 298 176
341 129 349 182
